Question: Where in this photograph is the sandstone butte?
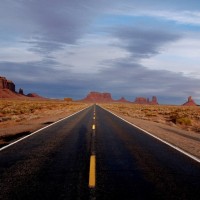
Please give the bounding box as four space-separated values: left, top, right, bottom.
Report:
82 91 159 104
0 76 43 99
0 76 15 91
133 96 159 105
182 96 198 106
82 91 114 102
1 76 197 105
116 97 130 103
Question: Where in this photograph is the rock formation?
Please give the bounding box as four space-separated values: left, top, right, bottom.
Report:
64 98 73 101
0 76 19 98
182 96 197 106
82 91 114 102
27 93 44 98
0 76 15 92
133 96 159 105
82 91 159 104
116 97 130 103
134 97 148 104
19 88 24 95
0 76 44 99
150 96 158 105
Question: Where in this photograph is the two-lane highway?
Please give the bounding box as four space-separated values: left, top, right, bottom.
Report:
0 105 200 200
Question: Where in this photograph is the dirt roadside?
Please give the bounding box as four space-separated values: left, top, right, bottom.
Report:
0 103 90 147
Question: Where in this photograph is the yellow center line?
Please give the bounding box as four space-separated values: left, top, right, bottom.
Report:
92 124 95 130
89 155 96 188
93 116 95 120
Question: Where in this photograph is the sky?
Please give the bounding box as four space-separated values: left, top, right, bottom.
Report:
1 0 200 104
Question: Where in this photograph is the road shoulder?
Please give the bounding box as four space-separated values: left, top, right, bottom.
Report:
104 109 200 159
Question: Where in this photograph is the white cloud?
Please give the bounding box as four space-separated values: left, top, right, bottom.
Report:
111 5 200 26
1 0 200 103
145 10 200 26
141 36 200 78
0 45 42 63
52 35 130 73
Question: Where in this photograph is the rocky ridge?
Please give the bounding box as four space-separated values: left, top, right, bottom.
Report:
82 92 198 106
116 97 130 103
82 91 159 104
0 76 15 91
0 76 44 99
134 96 158 105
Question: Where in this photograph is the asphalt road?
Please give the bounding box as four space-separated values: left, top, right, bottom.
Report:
0 105 200 200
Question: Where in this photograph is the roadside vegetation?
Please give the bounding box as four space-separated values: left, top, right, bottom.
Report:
0 99 89 147
0 99 89 129
101 103 200 133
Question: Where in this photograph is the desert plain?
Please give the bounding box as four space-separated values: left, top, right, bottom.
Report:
0 99 90 147
0 99 200 159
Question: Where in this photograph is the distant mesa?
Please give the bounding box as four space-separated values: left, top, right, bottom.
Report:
19 88 24 95
64 97 73 102
134 96 159 105
182 96 197 106
2 77 197 106
151 96 159 105
116 97 130 103
0 76 19 98
134 97 147 104
82 91 159 104
27 93 44 98
0 76 44 99
82 91 114 102
0 76 15 92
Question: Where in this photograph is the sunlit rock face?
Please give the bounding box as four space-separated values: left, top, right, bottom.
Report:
0 76 15 92
116 97 130 103
134 96 159 105
0 76 44 99
182 96 197 106
82 91 114 102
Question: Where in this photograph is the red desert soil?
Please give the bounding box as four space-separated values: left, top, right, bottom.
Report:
100 103 200 159
0 99 90 147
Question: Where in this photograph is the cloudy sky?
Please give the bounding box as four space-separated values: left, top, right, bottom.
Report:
1 0 200 104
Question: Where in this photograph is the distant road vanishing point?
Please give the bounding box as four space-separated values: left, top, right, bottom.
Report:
0 105 200 200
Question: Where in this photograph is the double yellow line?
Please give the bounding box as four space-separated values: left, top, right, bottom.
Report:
89 107 96 188
89 155 96 188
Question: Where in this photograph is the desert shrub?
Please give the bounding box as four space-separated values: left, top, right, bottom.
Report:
169 113 179 123
145 112 158 117
1 117 12 122
176 117 192 126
